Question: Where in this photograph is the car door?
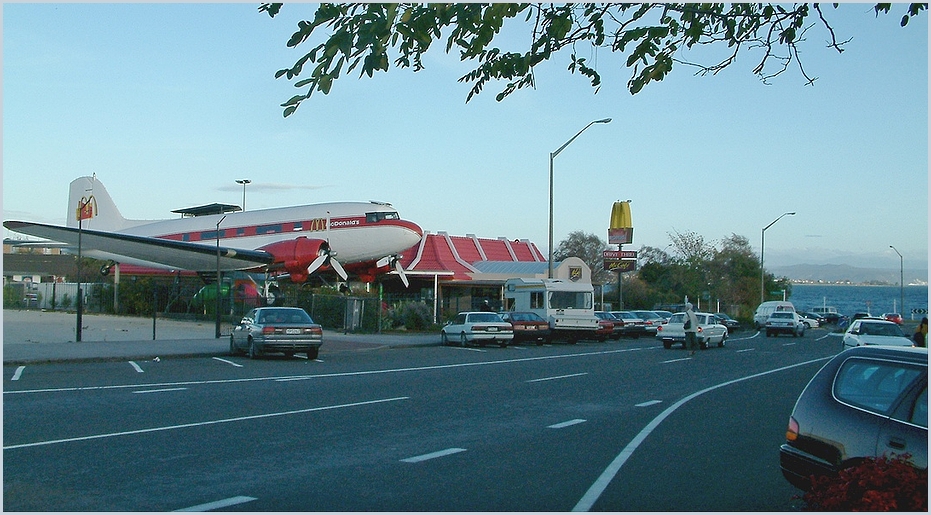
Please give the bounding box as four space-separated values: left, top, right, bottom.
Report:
877 377 928 468
232 309 257 346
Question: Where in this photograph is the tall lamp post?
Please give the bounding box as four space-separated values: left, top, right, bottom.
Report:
548 118 612 278
215 215 226 339
760 211 795 304
236 179 251 211
890 245 904 316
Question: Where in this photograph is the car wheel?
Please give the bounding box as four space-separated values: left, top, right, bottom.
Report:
459 333 468 347
662 339 672 349
441 332 450 346
248 339 260 359
499 340 508 348
718 333 727 347
306 347 319 360
700 339 708 350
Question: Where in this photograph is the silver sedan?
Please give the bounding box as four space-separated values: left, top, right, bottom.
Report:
230 307 323 359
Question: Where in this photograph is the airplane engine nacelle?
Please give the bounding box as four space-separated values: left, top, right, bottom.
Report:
259 237 328 283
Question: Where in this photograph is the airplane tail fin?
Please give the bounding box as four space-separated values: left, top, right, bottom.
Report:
67 176 129 231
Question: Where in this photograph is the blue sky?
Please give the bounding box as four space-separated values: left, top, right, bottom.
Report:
3 3 928 272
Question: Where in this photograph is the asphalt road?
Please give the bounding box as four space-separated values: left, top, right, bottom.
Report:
3 328 840 511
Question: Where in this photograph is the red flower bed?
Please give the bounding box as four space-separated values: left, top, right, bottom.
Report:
800 454 927 511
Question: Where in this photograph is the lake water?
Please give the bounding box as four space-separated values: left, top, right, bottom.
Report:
787 284 929 320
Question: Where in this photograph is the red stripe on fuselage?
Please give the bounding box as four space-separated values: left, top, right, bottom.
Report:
156 217 421 243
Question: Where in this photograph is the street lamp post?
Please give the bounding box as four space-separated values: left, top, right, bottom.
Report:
215 215 226 339
548 118 612 278
760 211 795 304
890 245 904 316
236 179 251 211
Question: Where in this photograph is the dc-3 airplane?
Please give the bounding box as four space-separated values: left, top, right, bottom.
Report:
4 176 424 287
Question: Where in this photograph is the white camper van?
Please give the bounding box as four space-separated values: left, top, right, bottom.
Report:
504 278 599 343
753 301 796 329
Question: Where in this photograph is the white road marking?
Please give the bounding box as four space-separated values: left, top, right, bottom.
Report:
453 347 487 352
548 419 586 429
634 400 662 408
211 357 243 367
4 396 409 450
174 495 257 512
526 372 588 383
571 356 833 512
401 448 467 463
661 357 691 364
11 366 25 381
5 347 645 396
132 388 188 394
128 361 144 373
736 348 755 353
783 342 797 347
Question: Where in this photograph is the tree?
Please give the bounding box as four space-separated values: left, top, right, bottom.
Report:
554 230 611 284
260 3 925 117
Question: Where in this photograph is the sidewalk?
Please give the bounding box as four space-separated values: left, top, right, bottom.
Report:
2 309 440 365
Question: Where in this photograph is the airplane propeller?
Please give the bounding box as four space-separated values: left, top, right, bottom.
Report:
304 210 349 281
306 249 348 281
377 254 409 287
395 259 410 288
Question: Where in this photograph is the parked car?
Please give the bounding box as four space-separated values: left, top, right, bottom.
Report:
779 346 927 491
609 311 646 338
796 312 820 329
850 312 876 322
842 318 914 349
594 311 623 340
765 311 805 337
652 310 673 323
631 310 666 335
230 307 323 359
655 311 728 350
713 313 740 332
883 312 905 325
442 312 513 347
798 311 827 327
754 301 796 329
499 312 550 345
811 306 841 324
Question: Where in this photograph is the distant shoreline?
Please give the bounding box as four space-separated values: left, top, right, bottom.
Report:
791 282 928 287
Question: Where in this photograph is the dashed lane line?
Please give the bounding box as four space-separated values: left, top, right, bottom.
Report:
4 396 410 451
401 448 467 463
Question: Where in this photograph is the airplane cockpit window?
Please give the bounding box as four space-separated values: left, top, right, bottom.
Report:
366 212 400 223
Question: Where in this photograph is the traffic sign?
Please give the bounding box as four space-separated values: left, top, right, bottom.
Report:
603 250 637 260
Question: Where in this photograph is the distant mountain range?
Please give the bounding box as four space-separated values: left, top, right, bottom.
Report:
770 264 928 285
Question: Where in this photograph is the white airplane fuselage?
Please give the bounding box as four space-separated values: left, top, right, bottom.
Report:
84 202 424 270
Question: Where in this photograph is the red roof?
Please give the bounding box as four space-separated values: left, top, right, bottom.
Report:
401 233 544 281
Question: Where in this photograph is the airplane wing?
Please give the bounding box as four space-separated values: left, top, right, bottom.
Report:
4 220 274 272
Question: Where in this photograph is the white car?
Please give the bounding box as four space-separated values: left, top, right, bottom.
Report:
442 312 514 347
797 312 820 329
842 319 914 349
655 312 728 350
764 312 805 337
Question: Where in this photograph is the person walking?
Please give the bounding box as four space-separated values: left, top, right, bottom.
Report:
684 302 700 356
913 317 928 347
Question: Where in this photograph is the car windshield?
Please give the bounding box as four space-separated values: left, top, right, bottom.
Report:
859 322 905 337
257 309 312 324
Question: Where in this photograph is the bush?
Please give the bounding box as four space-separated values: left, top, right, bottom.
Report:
800 454 927 511
396 301 433 331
